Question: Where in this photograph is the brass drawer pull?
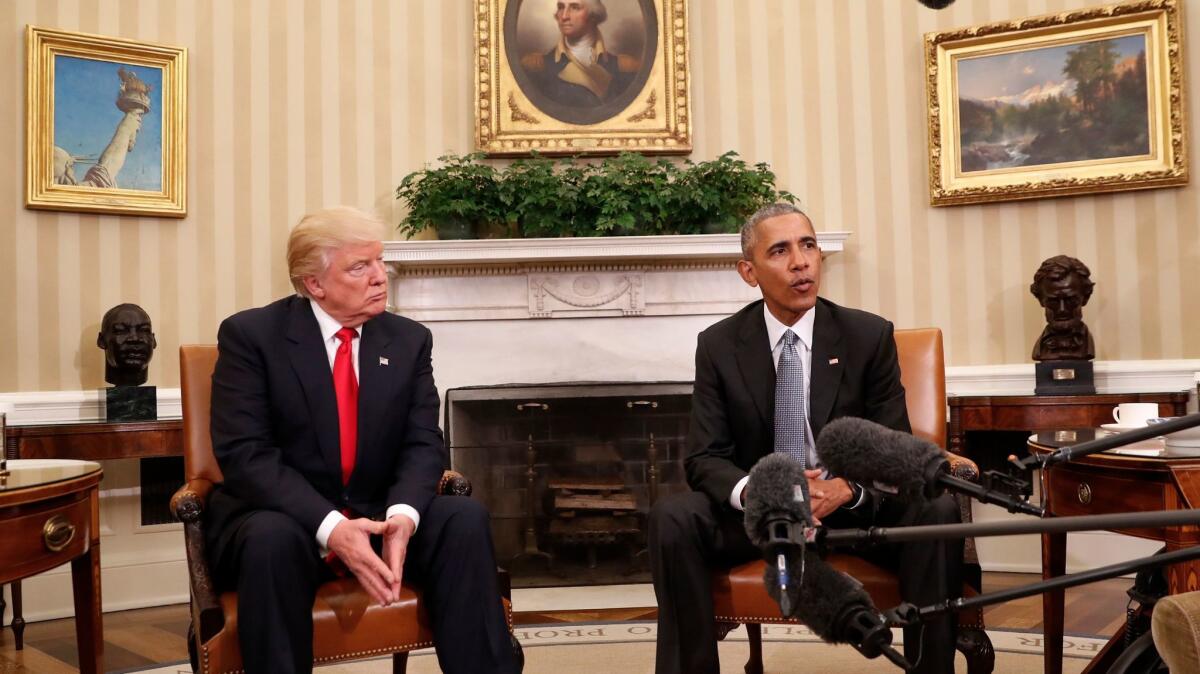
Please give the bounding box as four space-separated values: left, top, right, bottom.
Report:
1077 482 1093 505
43 515 77 552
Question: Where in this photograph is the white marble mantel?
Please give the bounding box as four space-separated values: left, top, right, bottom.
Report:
383 232 849 323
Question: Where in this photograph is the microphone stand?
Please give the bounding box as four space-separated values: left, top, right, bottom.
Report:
884 545 1200 628
813 507 1200 549
1015 412 1200 471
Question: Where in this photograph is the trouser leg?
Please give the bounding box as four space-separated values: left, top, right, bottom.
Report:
404 495 518 674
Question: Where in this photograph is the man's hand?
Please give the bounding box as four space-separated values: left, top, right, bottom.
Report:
806 469 852 524
327 518 396 606
381 514 416 603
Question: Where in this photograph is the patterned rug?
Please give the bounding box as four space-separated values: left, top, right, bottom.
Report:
126 622 1104 673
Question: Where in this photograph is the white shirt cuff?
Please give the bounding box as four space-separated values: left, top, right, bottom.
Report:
731 475 750 511
387 504 421 532
843 482 867 510
315 509 348 555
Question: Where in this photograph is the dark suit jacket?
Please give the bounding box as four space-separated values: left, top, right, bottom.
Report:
205 295 445 560
685 297 910 509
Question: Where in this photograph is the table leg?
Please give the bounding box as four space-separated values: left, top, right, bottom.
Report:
71 545 103 674
1042 531 1066 674
11 581 22 650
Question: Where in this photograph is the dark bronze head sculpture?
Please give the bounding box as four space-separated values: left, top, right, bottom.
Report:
1030 255 1095 361
97 303 157 386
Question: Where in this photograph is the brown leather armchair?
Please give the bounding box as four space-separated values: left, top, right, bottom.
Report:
170 345 508 674
710 328 995 674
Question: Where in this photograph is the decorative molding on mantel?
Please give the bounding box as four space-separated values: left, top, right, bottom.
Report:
1 360 1194 426
383 231 851 269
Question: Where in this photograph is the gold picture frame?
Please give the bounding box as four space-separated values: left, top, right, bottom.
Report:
925 0 1186 207
26 26 187 217
475 0 692 156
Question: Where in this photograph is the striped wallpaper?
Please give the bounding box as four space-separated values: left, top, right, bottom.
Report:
1 0 1197 393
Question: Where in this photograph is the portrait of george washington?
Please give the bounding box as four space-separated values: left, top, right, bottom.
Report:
506 0 657 126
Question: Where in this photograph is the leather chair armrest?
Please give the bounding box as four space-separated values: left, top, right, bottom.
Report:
170 478 215 523
439 470 472 496
170 478 224 642
946 453 980 483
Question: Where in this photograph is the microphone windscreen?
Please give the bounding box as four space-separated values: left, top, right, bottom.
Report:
744 453 811 547
763 547 875 640
816 417 943 498
918 0 955 8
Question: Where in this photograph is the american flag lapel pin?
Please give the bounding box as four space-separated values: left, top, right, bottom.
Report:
828 357 839 365
379 356 389 366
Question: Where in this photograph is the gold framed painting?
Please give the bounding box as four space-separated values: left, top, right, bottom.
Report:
925 0 1187 207
475 0 692 156
26 26 187 217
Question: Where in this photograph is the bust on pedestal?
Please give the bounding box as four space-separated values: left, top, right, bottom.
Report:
97 303 157 421
1030 255 1096 395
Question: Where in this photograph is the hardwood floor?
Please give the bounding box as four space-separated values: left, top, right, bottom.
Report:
0 572 1134 672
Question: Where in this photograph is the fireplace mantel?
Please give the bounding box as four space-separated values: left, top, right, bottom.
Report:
383 232 850 323
383 232 849 269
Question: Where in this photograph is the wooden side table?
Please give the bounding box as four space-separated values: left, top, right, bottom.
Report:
1028 430 1200 674
0 459 104 673
948 392 1189 457
4 419 183 461
1 420 181 640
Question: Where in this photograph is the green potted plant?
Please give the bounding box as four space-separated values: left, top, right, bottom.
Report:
396 151 793 239
396 153 505 239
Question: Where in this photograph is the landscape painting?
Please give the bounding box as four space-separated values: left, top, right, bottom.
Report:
956 34 1150 173
925 0 1186 206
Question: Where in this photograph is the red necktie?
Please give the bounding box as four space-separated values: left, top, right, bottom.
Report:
333 327 358 486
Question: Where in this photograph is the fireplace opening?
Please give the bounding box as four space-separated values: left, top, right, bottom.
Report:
446 383 693 587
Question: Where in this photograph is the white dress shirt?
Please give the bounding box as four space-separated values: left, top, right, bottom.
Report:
310 300 420 553
730 304 865 510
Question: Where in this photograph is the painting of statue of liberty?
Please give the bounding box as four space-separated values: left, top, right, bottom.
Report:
52 56 163 191
956 34 1150 173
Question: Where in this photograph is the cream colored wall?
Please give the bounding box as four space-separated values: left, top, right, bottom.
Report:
2 0 1197 393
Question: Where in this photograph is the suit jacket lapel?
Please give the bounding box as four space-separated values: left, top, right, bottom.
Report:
353 317 394 487
808 299 843 436
285 298 343 481
734 302 776 433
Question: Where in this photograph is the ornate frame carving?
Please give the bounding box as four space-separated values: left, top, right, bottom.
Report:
475 0 692 156
26 26 188 217
925 0 1187 206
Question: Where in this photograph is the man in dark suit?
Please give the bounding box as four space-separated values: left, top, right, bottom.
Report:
205 206 518 674
648 203 961 674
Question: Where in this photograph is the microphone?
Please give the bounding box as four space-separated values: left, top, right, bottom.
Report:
917 0 956 8
743 454 910 667
763 537 910 667
816 417 1044 516
743 453 812 617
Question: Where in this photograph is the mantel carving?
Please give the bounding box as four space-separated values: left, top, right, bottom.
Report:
383 232 851 322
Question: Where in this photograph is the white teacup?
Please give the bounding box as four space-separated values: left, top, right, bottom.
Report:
1112 403 1159 427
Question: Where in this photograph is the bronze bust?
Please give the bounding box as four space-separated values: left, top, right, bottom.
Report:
97 303 157 386
1030 255 1095 362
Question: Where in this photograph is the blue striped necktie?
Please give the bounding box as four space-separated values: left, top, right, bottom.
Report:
774 329 807 468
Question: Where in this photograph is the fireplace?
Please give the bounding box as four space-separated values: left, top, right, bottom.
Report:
447 383 692 587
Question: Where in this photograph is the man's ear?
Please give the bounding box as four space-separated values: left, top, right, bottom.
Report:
736 259 758 288
96 332 106 349
302 275 325 299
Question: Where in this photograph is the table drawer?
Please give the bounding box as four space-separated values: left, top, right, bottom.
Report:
1047 467 1166 518
0 494 91 582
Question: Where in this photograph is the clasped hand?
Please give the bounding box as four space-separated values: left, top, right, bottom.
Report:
326 514 416 606
805 469 852 524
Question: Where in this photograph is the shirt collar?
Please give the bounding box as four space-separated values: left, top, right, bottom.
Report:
309 298 357 343
554 30 607 62
763 303 815 352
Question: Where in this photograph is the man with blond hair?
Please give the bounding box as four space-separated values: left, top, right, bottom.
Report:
205 206 518 673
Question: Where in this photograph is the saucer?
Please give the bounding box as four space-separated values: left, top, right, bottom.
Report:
1164 442 1200 457
1165 437 1200 449
1100 423 1149 432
